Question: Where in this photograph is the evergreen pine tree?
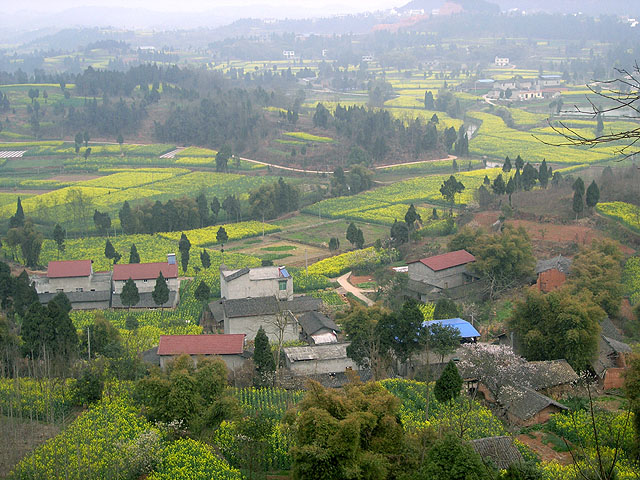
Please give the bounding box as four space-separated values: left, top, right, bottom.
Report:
129 244 140 264
178 233 191 273
120 278 140 310
152 271 169 308
573 190 584 219
105 239 115 262
9 197 25 228
216 226 228 244
434 361 463 403
53 223 66 260
586 180 600 211
200 249 211 269
254 326 275 385
538 159 549 188
502 156 512 173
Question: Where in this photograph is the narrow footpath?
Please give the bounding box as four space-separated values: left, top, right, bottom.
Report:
336 271 374 306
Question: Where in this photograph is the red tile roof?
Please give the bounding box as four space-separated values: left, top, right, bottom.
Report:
157 334 245 356
47 260 92 278
409 249 475 272
113 262 178 281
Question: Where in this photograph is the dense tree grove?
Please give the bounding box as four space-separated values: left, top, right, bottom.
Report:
510 287 604 371
249 178 299 220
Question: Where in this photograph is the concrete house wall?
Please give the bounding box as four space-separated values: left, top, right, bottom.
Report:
159 354 245 372
408 262 469 289
221 269 292 300
35 275 94 293
287 357 357 375
113 277 179 294
224 314 299 343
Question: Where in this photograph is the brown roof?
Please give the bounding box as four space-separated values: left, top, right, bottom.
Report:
47 260 92 278
409 250 475 271
113 262 178 281
157 334 245 356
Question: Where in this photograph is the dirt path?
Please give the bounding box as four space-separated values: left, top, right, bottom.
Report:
336 271 374 306
239 154 459 175
516 432 573 465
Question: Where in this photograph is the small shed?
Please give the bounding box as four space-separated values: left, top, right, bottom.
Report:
284 343 357 375
157 334 246 371
593 334 632 390
499 386 568 426
423 318 480 343
470 436 523 470
298 311 340 344
528 359 578 396
535 255 571 293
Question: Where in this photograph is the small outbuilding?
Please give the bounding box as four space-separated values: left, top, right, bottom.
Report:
423 318 481 343
157 334 246 371
283 343 357 376
499 386 568 427
298 311 340 344
470 436 523 470
407 250 479 301
535 255 572 293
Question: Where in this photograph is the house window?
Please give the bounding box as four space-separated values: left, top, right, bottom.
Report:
56 288 64 293
279 280 287 291
143 279 148 283
75 287 83 292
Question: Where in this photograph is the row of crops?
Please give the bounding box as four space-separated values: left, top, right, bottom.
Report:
303 168 500 225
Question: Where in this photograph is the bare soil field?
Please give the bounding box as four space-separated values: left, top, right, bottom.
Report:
0 416 61 478
471 212 636 256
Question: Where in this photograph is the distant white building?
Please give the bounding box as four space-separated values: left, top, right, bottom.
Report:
220 265 293 301
494 56 510 67
361 55 374 62
283 50 295 59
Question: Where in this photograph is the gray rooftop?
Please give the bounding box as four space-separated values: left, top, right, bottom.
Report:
536 255 572 275
112 291 178 309
284 343 350 362
38 290 110 304
499 386 567 421
210 295 321 319
528 360 578 390
298 311 340 336
470 436 523 470
222 267 249 282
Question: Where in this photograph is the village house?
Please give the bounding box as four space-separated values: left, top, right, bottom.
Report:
209 295 323 342
156 334 246 371
593 317 632 390
220 265 293 301
535 255 572 293
298 311 340 344
112 254 179 308
494 56 509 66
283 343 357 376
32 260 111 310
406 249 479 301
498 386 568 426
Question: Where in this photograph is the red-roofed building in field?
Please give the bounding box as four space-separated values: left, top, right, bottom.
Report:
31 260 112 310
157 334 246 370
112 254 180 308
406 250 479 302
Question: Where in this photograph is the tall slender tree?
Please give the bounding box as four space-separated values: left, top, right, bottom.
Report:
120 278 140 310
129 244 140 264
152 272 169 308
53 223 66 259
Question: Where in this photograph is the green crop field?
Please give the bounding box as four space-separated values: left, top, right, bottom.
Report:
303 168 500 224
468 112 620 164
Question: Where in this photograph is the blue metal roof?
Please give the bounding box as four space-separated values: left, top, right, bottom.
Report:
422 318 480 339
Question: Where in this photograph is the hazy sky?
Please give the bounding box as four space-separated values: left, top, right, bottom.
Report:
9 0 398 14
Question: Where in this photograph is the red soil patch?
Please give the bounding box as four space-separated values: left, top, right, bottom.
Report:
348 274 373 286
470 213 635 256
517 432 573 465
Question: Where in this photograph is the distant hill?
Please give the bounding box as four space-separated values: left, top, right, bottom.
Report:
398 0 640 15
